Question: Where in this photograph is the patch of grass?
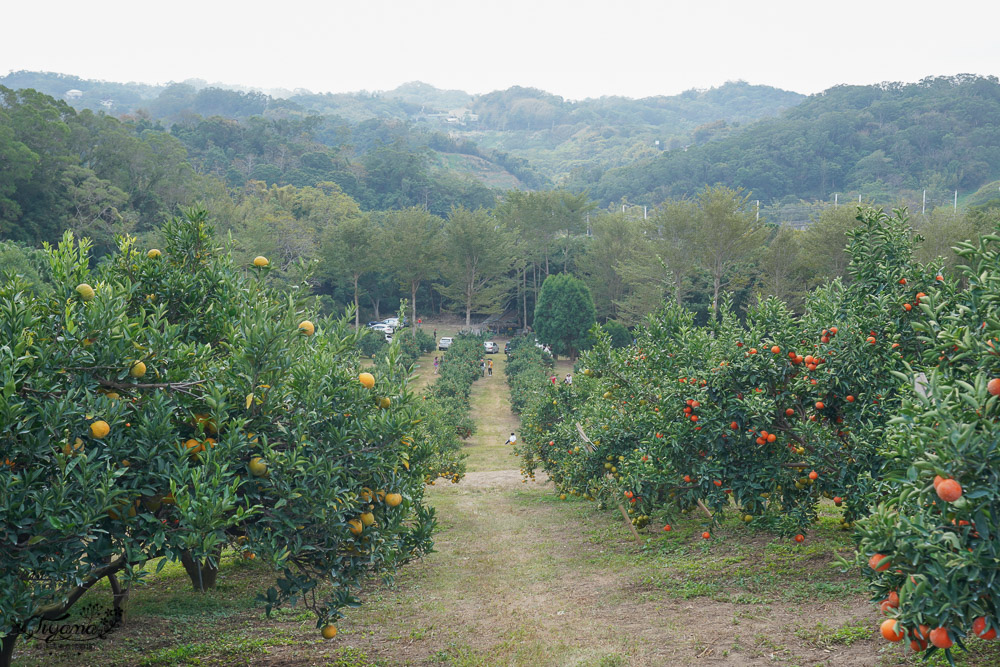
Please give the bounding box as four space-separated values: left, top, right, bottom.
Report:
796 620 872 647
327 646 375 667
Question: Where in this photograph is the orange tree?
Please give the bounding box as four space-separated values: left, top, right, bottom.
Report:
0 208 450 665
514 208 937 536
855 226 1000 659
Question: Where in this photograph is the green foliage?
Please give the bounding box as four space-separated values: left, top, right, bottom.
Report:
515 208 931 538
585 75 1000 207
601 321 632 349
0 208 450 659
533 273 597 359
504 337 554 416
855 223 1000 658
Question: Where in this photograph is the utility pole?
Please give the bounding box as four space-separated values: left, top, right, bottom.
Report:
643 206 647 220
834 193 838 207
922 189 926 215
954 190 958 211
756 200 760 222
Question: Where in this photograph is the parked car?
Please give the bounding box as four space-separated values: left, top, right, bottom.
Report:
383 316 406 329
484 341 499 354
504 341 511 355
366 321 383 328
370 323 393 335
438 337 453 351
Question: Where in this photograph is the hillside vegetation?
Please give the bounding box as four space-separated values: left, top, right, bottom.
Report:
582 75 1000 207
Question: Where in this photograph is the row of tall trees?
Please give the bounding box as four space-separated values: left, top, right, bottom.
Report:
194 182 999 333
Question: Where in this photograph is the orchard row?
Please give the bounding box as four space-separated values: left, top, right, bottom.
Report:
510 208 1000 660
0 209 463 665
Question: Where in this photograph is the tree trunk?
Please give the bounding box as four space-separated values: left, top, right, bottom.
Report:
411 282 418 338
180 549 221 592
521 266 527 329
353 274 360 330
1 633 18 667
108 573 129 621
712 273 721 320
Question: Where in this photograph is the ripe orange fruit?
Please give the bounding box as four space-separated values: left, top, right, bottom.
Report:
846 395 855 403
904 303 912 311
129 361 147 379
829 327 838 335
662 524 672 531
933 475 945 490
936 478 963 502
988 378 1000 396
253 256 269 267
973 616 997 640
749 348 757 354
899 278 907 285
347 519 363 536
701 532 710 539
929 627 952 649
90 420 110 439
683 475 692 483
881 619 905 642
869 553 890 571
147 248 162 259
771 345 780 354
888 591 899 607
785 408 794 416
321 624 338 639
794 534 804 543
809 471 818 480
730 421 738 429
713 480 722 487
833 496 843 506
815 401 825 410
298 320 315 336
359 372 375 388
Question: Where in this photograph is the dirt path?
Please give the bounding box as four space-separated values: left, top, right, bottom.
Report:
288 348 889 667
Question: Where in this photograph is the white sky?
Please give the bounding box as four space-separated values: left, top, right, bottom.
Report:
4 0 998 100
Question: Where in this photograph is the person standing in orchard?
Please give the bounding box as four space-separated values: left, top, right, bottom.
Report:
488 359 493 376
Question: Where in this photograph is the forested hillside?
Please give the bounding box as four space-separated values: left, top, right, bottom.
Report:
582 75 1000 206
0 71 803 183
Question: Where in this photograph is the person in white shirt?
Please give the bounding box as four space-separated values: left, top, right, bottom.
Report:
504 432 516 446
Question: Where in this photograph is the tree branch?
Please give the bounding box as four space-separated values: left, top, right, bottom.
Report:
34 555 130 620
93 375 205 396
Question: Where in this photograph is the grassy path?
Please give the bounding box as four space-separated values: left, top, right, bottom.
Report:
294 350 896 667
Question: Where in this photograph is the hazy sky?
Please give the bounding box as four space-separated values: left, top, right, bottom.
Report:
5 0 998 100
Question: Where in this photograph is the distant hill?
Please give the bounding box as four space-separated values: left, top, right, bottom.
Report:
580 75 1000 207
0 71 805 184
